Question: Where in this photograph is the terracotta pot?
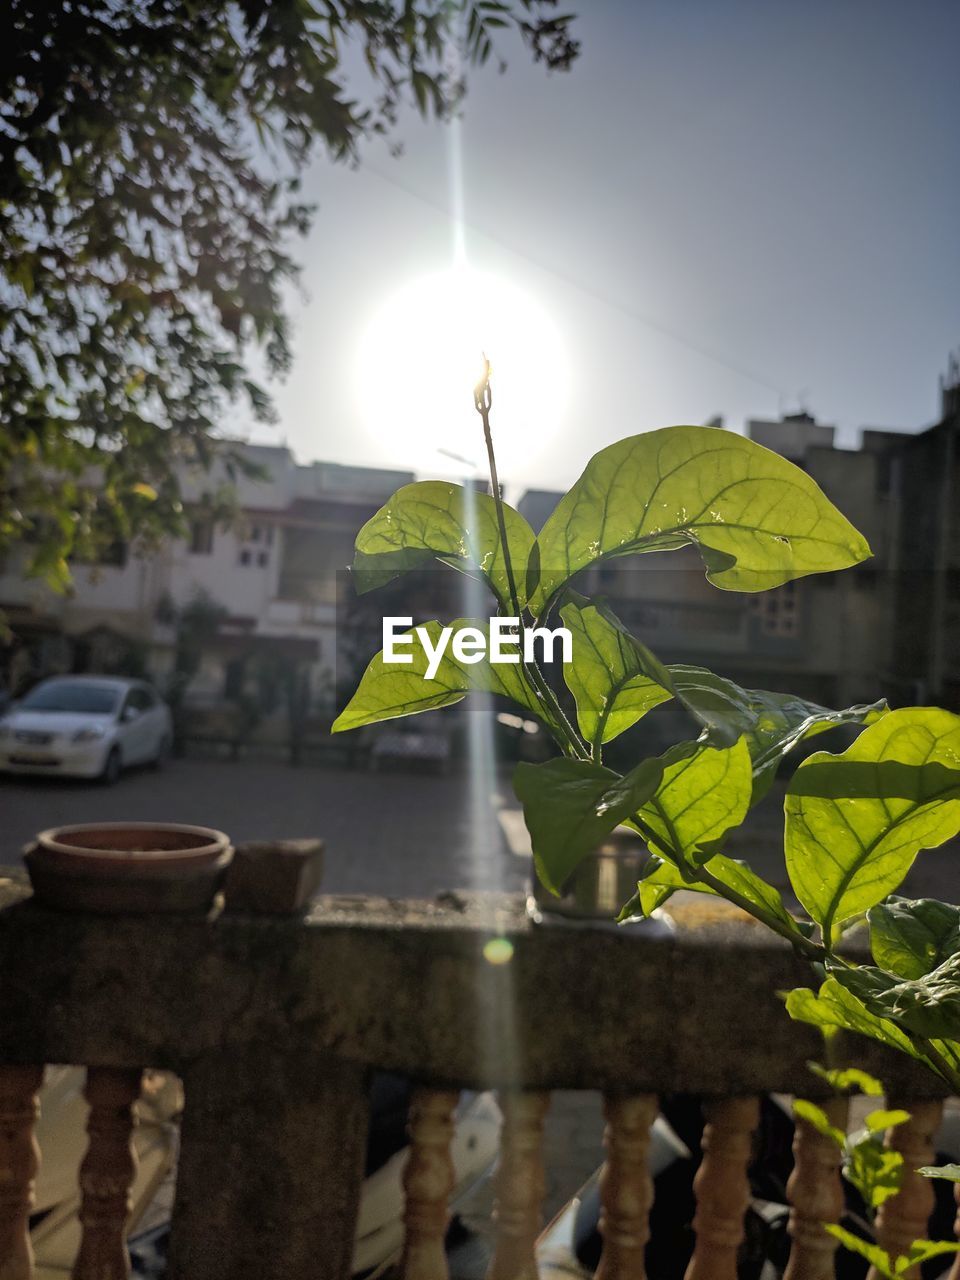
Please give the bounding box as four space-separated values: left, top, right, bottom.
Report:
25 822 233 915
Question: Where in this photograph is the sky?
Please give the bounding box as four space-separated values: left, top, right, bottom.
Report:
243 0 960 496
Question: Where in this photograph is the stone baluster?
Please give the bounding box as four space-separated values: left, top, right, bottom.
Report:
784 1095 849 1280
401 1088 459 1280
487 1090 550 1280
0 1065 44 1280
684 1096 759 1280
868 1099 943 1280
72 1067 143 1280
595 1093 658 1280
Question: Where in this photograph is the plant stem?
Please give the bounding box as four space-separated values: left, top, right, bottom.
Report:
696 864 828 961
627 811 828 960
474 360 520 619
473 360 588 760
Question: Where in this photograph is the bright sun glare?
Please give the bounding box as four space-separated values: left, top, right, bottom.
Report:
355 267 567 479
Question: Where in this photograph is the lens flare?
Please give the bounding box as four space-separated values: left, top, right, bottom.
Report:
482 937 515 966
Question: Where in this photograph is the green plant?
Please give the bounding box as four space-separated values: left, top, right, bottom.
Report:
334 368 960 1093
795 1067 960 1277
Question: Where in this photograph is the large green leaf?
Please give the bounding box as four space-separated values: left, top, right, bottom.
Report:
638 737 753 867
514 756 663 896
830 955 960 1043
785 708 960 943
743 691 887 804
918 1165 960 1182
332 618 544 732
352 481 536 611
869 897 960 980
529 425 871 612
785 977 923 1060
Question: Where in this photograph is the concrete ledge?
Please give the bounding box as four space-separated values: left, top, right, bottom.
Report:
0 876 943 1097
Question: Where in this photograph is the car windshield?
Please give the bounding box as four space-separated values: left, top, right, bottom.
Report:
19 682 120 715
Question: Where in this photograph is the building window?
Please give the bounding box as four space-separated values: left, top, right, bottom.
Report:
190 520 214 555
257 550 269 567
751 581 800 637
239 549 252 567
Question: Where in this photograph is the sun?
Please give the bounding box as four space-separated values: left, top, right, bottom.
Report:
354 266 567 479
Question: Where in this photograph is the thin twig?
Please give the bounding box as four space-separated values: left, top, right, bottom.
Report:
473 357 587 759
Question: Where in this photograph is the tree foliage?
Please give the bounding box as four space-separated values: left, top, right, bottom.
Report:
0 0 578 586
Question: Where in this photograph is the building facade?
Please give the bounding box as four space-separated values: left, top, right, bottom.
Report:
3 359 958 730
0 445 414 715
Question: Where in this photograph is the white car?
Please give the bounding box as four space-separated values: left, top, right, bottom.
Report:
0 676 173 783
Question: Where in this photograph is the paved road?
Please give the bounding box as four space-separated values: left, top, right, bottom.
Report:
4 755 959 903
0 756 531 897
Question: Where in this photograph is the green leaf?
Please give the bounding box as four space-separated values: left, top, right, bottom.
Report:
864 1109 911 1134
638 738 753 867
793 1098 846 1147
869 897 960 980
331 618 543 732
618 857 690 919
743 691 887 804
896 1240 960 1274
352 481 536 612
785 977 923 1060
558 595 764 750
844 1140 904 1209
619 850 802 937
529 425 871 613
785 708 960 942
918 1164 960 1182
830 954 960 1043
331 619 466 731
702 854 803 931
668 665 760 748
514 756 663 896
808 1063 885 1096
824 1225 895 1279
559 596 673 752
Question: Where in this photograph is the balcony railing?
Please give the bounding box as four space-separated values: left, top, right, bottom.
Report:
0 871 955 1280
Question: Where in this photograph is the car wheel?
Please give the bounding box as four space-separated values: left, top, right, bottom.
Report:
100 746 121 786
152 734 172 770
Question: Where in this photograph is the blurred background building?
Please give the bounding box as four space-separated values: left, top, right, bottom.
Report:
1 355 958 757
